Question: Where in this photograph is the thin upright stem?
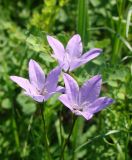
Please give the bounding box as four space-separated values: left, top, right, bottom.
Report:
59 106 63 148
22 115 34 158
12 114 20 151
11 96 20 152
40 103 51 160
60 114 76 160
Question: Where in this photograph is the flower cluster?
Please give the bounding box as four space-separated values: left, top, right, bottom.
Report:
10 34 114 120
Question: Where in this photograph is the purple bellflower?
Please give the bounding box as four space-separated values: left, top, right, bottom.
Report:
10 59 62 102
59 73 114 120
47 34 102 72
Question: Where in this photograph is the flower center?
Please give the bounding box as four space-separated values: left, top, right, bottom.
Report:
72 104 83 111
72 101 90 112
40 87 48 96
64 52 71 63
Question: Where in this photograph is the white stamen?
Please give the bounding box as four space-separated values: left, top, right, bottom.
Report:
38 87 48 96
72 103 83 111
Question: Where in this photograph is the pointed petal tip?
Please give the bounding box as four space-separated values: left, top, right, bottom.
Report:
29 59 43 70
62 72 69 79
104 97 114 106
79 111 93 120
10 75 15 81
88 48 103 55
98 48 103 52
47 35 52 40
32 95 44 103
56 86 65 94
58 95 63 101
52 66 62 75
10 76 21 82
47 35 57 42
73 34 81 38
90 74 102 83
55 65 61 71
91 75 102 85
97 75 102 81
93 48 103 53
108 98 115 104
58 94 73 111
95 74 102 79
85 114 93 121
10 75 13 79
29 59 34 62
29 59 36 65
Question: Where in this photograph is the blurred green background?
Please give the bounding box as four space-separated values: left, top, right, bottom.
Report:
0 0 132 159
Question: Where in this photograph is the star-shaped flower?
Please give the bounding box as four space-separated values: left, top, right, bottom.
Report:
10 59 62 102
47 34 102 72
58 73 114 120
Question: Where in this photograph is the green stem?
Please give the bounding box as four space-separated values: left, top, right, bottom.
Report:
11 98 20 152
22 115 34 158
60 114 76 160
59 106 63 148
77 0 90 45
12 115 20 151
111 0 126 64
40 103 51 160
125 132 129 160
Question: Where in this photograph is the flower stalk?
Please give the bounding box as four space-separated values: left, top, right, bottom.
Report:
22 114 34 157
60 114 76 160
40 103 51 160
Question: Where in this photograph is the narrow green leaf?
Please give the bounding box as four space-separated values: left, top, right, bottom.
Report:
74 130 120 152
126 7 132 38
77 0 90 45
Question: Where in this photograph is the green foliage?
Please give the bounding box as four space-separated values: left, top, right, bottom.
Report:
0 0 132 159
77 0 90 45
30 0 69 32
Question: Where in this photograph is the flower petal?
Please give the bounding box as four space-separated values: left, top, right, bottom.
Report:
25 93 44 102
72 110 93 120
47 35 65 62
56 86 65 94
59 54 70 72
43 92 55 101
58 94 73 111
82 48 102 62
80 75 102 103
63 73 79 103
32 95 45 102
10 76 31 92
66 34 82 57
29 59 45 91
79 111 93 120
69 48 102 71
69 58 85 71
84 97 114 114
46 67 61 93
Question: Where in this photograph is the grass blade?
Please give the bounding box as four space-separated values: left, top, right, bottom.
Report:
77 0 90 45
74 130 120 152
126 7 132 38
